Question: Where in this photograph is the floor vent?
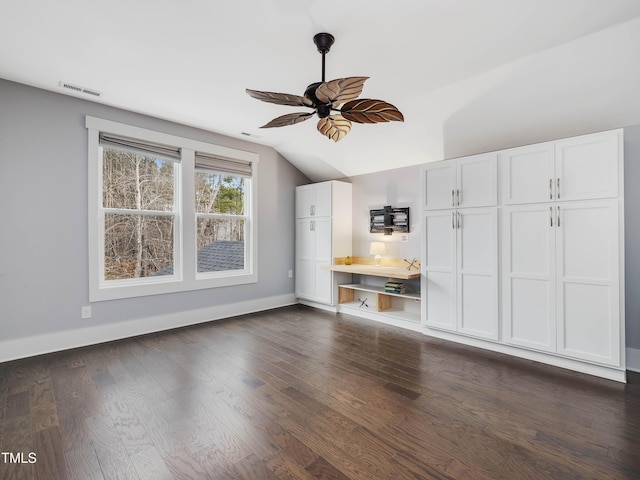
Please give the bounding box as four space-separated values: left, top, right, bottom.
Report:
59 81 102 98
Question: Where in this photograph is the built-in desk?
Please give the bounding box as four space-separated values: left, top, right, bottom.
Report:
322 257 422 330
321 263 420 279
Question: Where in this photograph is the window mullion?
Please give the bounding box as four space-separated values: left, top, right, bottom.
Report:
181 149 196 282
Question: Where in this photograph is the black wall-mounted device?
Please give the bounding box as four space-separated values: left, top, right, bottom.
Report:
370 206 410 235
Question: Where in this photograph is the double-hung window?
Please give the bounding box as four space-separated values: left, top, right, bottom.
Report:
194 152 251 276
87 117 258 301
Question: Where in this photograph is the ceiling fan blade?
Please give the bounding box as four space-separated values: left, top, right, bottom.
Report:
315 77 369 105
340 99 404 124
317 115 352 142
246 89 314 107
260 112 315 128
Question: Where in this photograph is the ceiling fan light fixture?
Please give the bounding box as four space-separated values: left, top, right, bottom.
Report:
246 33 403 142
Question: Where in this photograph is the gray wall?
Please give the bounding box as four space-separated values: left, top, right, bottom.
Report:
624 125 640 352
0 79 309 342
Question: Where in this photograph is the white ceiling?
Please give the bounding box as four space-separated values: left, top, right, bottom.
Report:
2 0 640 181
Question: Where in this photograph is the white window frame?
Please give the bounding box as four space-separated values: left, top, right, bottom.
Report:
87 116 258 302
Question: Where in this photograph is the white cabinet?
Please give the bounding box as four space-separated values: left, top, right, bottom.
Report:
296 182 332 218
423 152 497 210
501 130 620 205
295 217 332 302
421 128 624 381
502 199 621 366
424 207 499 340
295 181 352 305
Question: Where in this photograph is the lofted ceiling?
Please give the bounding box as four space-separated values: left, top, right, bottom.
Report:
2 0 640 181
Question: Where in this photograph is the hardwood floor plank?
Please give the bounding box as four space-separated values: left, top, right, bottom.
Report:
303 455 351 480
5 390 30 418
31 379 60 432
84 414 139 480
0 416 33 480
165 448 210 480
264 451 317 480
233 452 280 480
33 426 68 480
129 446 173 480
58 412 104 480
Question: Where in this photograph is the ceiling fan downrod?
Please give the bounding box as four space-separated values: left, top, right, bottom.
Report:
313 32 335 82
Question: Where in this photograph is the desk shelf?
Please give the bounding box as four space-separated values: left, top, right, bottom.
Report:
338 284 421 324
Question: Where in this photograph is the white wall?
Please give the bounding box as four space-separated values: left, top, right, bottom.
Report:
0 79 309 360
348 164 422 291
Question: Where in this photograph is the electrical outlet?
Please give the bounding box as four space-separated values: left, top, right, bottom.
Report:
288 269 293 278
400 234 409 243
81 306 92 319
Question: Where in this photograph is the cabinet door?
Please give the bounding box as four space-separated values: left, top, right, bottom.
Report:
295 219 315 299
296 185 314 218
313 217 333 304
500 143 555 205
502 204 556 352
312 182 333 217
457 208 498 340
422 162 456 210
457 153 498 208
424 211 457 330
555 200 620 366
555 131 620 202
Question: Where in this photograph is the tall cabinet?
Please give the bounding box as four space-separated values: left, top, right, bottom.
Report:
501 130 621 366
422 129 625 381
422 152 499 340
295 181 352 306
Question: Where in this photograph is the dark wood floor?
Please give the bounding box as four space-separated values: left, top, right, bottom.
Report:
1 305 639 480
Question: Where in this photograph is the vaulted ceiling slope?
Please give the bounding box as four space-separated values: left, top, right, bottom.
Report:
2 0 640 181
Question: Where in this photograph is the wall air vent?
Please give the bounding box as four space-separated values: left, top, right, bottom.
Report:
58 81 102 98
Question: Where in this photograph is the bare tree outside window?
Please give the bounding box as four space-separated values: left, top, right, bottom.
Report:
102 149 176 280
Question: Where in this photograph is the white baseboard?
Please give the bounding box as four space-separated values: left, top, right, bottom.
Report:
627 347 640 373
423 327 627 383
0 294 297 364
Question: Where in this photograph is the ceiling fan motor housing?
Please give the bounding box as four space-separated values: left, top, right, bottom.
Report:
304 81 331 118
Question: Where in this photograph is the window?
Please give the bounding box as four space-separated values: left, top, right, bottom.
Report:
194 152 251 276
87 117 258 301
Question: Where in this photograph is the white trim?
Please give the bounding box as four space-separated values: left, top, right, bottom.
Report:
424 326 627 382
336 305 423 333
0 295 297 364
298 300 338 313
627 347 640 373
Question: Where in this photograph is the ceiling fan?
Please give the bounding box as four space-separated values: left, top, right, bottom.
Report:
246 33 404 142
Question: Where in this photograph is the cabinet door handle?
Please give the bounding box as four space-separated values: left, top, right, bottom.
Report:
457 211 461 229
457 189 460 206
452 212 455 229
549 179 553 200
557 178 560 199
452 189 455 207
557 206 560 227
310 220 315 231
550 206 553 227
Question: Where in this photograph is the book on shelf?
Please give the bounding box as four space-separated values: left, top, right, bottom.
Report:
384 281 406 294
